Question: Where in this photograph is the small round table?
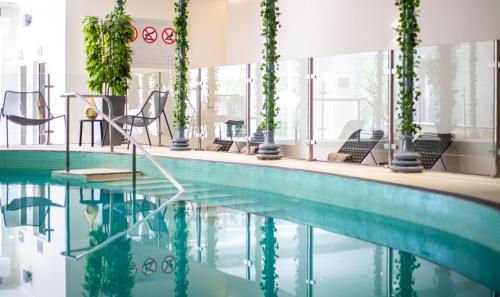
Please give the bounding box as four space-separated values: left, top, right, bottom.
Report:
79 119 104 147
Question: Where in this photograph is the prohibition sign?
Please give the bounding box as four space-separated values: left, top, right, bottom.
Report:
142 26 158 44
131 25 138 42
161 255 176 274
142 258 157 275
162 28 176 45
130 262 137 276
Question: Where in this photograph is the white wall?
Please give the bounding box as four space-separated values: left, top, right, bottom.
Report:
225 0 500 65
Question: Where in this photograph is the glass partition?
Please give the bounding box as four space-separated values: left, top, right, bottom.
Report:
313 51 389 165
251 59 309 159
394 41 495 175
199 64 247 151
314 229 387 297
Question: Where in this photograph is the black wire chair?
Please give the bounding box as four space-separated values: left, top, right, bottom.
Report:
102 91 172 148
1 91 66 147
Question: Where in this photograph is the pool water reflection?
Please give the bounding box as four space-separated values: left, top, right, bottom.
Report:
0 169 498 297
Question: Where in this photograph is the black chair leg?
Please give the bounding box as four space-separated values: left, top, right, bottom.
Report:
91 121 95 147
144 124 152 146
163 112 173 139
127 118 135 150
370 151 378 165
99 121 104 145
440 157 447 171
101 123 109 147
79 121 83 147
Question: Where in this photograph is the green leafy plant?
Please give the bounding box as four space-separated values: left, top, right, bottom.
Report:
260 217 279 297
83 0 134 96
259 0 281 133
395 0 422 137
174 202 189 297
394 251 420 297
83 222 134 297
173 0 190 129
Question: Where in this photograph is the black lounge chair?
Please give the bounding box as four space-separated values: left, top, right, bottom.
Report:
102 91 172 148
336 129 385 164
210 120 245 152
413 133 454 170
1 91 65 147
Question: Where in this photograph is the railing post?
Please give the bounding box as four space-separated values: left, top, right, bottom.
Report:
245 213 252 280
65 182 71 256
197 68 202 150
158 72 162 146
246 64 252 153
196 205 202 262
493 40 500 177
387 247 393 297
388 50 396 166
307 57 315 161
306 226 314 297
65 95 70 172
132 144 137 190
45 73 54 145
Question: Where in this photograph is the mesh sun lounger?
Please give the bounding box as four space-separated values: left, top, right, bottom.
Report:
337 129 385 164
1 91 66 147
413 133 454 170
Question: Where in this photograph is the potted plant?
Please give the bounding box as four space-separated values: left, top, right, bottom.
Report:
256 0 282 160
391 0 424 172
83 0 134 145
171 0 191 151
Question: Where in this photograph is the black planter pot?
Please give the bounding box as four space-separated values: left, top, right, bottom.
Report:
257 131 281 160
391 135 423 173
170 127 190 151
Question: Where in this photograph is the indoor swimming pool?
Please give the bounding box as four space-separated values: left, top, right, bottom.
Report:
0 151 498 297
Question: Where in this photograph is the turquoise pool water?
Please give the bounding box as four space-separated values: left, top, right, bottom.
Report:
0 151 498 297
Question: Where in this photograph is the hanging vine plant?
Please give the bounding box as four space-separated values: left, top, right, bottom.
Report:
391 0 424 172
395 0 421 137
260 217 279 297
394 251 420 297
257 0 282 159
173 0 190 129
174 202 190 297
259 0 281 133
83 0 134 96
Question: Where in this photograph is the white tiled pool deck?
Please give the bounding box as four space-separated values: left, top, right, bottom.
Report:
2 144 500 207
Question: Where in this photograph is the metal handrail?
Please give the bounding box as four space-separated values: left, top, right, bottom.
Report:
61 93 184 192
60 92 185 260
62 191 183 260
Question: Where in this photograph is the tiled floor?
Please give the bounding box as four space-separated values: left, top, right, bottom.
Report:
2 144 500 207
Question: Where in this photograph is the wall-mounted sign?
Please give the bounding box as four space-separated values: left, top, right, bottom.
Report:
162 28 176 45
131 19 175 69
142 26 158 44
142 258 157 275
161 255 176 274
131 25 138 42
